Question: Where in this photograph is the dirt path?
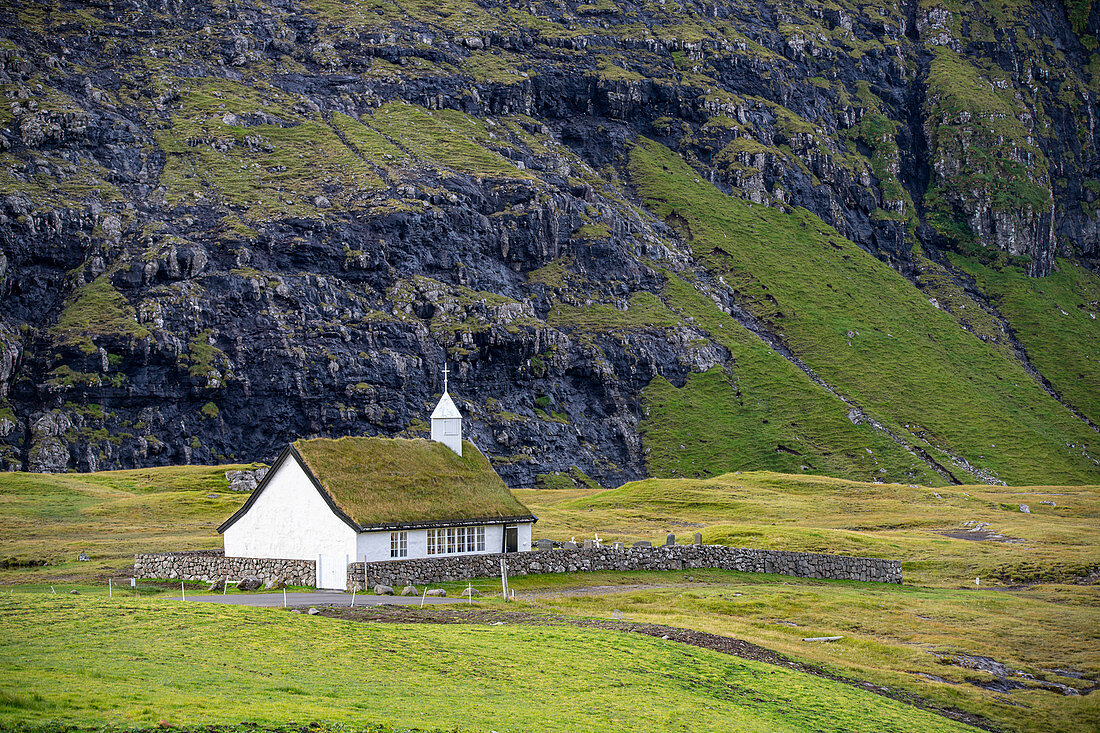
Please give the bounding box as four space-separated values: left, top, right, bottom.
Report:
321 605 1002 732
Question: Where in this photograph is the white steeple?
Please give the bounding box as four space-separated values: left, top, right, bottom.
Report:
430 364 462 456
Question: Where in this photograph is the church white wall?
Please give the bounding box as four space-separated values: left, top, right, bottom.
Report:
356 530 393 563
223 456 356 589
353 522 533 563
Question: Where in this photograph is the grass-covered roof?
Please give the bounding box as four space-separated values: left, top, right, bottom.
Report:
291 436 533 529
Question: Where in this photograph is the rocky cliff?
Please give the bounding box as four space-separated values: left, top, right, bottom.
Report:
0 0 1098 487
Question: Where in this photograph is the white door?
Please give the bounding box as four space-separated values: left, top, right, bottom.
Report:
316 554 346 590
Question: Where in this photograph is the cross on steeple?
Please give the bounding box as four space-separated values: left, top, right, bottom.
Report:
442 364 449 393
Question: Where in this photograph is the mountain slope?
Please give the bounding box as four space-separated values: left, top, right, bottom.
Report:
0 0 1097 486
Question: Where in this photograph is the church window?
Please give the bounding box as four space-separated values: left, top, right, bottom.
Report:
390 531 407 558
426 526 486 555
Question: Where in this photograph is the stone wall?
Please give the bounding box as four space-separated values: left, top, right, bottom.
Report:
134 550 315 586
346 544 902 591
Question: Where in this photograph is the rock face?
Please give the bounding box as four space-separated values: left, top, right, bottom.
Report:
0 0 1097 487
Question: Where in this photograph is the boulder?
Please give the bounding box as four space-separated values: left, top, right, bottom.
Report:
236 576 262 591
400 585 418 596
425 589 447 597
373 584 395 595
307 607 320 615
460 587 481 597
225 468 268 493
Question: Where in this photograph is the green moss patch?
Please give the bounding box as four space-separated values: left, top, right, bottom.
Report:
52 276 149 353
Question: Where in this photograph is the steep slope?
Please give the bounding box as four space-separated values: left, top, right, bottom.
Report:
0 0 1097 486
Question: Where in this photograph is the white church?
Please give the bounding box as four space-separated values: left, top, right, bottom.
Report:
218 373 536 589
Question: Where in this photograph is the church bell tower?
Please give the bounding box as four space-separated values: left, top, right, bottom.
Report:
430 365 462 456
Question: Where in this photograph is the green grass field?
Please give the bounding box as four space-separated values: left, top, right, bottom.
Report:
510 476 1100 733
1 465 1097 732
0 594 977 733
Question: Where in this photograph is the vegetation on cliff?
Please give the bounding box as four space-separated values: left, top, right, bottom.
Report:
0 0 1096 489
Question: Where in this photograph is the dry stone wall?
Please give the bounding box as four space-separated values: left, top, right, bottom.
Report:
134 550 314 586
346 544 902 591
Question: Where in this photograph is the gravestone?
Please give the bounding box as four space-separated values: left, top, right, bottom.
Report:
666 533 675 546
613 542 624 551
633 541 652 548
563 541 578 550
583 539 594 550
694 532 702 546
537 539 553 551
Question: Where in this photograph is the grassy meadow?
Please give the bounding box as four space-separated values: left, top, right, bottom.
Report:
509 476 1100 733
0 464 255 583
0 465 1097 732
0 594 977 733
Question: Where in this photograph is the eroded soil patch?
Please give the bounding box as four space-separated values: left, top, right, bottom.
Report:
932 652 1098 697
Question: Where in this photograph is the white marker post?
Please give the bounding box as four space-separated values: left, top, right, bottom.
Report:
50 586 55 595
181 582 186 601
351 587 356 608
108 578 112 599
223 577 229 595
467 582 473 606
420 587 427 609
500 558 509 601
283 587 287 608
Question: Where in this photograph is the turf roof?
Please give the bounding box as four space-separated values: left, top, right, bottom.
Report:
291 436 534 528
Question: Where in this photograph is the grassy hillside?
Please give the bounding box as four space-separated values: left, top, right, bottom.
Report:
0 595 977 733
628 138 1100 486
951 256 1100 427
0 465 254 581
640 274 945 485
